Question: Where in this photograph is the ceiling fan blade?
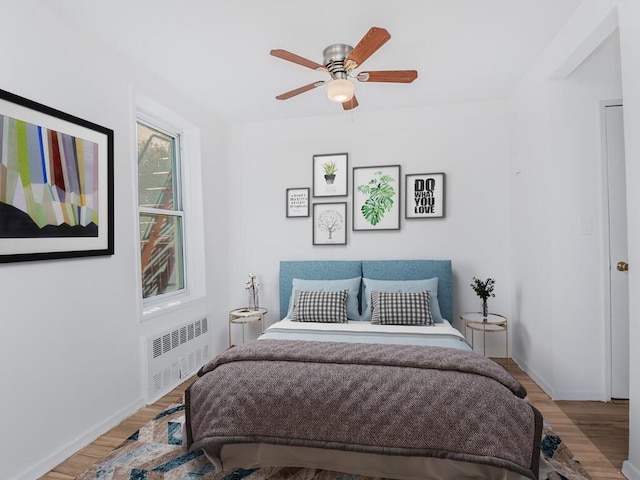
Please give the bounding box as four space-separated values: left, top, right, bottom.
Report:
275 81 325 100
345 27 391 69
357 70 418 83
270 49 327 71
342 96 359 110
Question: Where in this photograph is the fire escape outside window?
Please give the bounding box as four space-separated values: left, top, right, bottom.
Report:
137 120 186 300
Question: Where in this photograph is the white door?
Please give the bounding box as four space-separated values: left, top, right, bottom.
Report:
605 104 629 399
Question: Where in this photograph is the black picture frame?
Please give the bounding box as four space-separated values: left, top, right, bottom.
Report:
286 187 310 217
352 165 401 231
312 202 347 245
405 173 446 219
312 153 348 197
0 88 114 263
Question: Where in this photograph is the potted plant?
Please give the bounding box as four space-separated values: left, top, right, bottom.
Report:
323 160 338 184
470 277 495 321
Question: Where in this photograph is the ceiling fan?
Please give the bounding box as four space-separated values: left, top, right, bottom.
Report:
270 27 418 111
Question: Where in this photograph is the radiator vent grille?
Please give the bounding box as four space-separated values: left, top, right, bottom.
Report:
146 317 210 401
151 317 208 360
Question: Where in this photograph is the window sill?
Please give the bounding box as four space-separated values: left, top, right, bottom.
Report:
140 292 205 321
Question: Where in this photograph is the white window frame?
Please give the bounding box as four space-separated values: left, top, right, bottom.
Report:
137 116 187 302
135 96 206 320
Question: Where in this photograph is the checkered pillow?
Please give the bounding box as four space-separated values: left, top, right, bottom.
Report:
370 290 433 325
291 290 348 323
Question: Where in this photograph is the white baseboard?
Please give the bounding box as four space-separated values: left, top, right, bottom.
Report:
511 353 554 398
16 396 145 480
623 459 640 480
511 354 607 400
551 388 608 401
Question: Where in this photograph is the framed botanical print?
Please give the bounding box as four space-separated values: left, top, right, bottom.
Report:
405 173 446 219
313 202 347 245
352 165 401 231
312 153 348 197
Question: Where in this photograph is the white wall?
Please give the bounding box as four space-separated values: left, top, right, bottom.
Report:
548 33 622 400
511 0 639 474
0 2 228 478
509 81 556 395
226 101 513 348
617 1 640 476
510 2 622 401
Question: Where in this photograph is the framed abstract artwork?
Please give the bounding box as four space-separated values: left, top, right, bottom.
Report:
352 165 401 231
312 202 347 245
286 187 310 217
0 88 114 263
405 172 446 219
312 153 348 197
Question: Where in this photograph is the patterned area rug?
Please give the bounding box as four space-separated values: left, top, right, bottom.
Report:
77 404 591 480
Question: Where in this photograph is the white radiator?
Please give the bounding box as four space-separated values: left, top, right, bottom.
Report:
145 317 210 401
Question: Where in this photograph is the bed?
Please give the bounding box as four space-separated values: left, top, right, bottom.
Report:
186 260 543 480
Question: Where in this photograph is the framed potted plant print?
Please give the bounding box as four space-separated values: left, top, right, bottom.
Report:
286 187 310 217
312 202 347 245
405 172 446 219
353 165 401 231
0 88 114 263
312 153 348 197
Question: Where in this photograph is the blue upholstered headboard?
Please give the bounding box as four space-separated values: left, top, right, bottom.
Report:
279 260 453 321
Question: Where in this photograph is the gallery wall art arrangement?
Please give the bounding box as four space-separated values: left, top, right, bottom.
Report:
285 152 445 245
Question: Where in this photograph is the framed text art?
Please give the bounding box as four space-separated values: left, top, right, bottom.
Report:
0 88 114 263
286 187 310 217
405 172 446 219
353 165 401 231
312 153 348 197
312 202 347 245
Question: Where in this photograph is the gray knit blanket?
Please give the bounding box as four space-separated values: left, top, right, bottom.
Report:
186 340 542 479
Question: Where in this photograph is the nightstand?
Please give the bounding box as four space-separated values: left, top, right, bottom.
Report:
460 312 508 358
228 307 268 346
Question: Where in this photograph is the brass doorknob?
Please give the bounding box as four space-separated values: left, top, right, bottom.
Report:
617 261 629 272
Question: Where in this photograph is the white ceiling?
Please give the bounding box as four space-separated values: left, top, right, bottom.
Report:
42 0 583 124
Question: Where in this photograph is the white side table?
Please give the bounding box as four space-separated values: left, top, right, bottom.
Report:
228 307 268 346
460 312 508 358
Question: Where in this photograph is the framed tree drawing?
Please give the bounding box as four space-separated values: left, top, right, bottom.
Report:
313 202 347 245
353 165 401 231
312 153 348 197
286 187 310 217
0 88 114 263
405 172 446 219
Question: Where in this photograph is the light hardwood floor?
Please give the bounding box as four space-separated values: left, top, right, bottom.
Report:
496 358 629 480
41 360 629 480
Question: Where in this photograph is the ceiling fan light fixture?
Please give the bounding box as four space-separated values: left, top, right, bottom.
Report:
326 78 355 103
272 27 415 110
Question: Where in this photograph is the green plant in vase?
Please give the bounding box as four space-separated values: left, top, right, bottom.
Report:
470 277 495 321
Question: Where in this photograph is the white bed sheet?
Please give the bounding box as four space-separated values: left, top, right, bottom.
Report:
260 318 472 350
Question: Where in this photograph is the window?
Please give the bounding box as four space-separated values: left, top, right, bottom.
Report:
137 119 186 300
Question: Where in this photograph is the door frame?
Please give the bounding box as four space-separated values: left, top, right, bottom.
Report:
599 99 626 400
